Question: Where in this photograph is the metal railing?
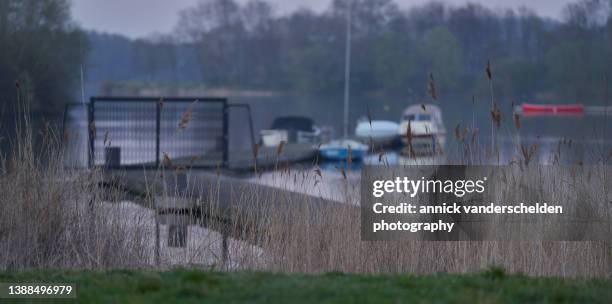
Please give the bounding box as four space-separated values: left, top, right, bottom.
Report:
63 96 255 170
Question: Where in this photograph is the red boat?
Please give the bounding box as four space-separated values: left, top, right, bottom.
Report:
521 103 584 117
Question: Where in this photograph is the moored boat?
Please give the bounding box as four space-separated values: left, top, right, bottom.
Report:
260 116 321 147
355 119 399 147
319 139 368 160
398 104 446 156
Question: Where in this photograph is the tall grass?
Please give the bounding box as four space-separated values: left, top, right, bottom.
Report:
203 167 611 278
0 101 609 279
0 112 150 270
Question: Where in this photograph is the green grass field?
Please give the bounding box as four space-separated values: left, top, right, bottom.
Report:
1 268 611 303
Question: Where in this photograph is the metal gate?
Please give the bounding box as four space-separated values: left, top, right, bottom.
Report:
88 96 228 169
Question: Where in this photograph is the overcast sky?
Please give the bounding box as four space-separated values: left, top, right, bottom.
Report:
71 0 575 39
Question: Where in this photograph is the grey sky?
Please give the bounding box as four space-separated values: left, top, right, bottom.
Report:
71 0 575 38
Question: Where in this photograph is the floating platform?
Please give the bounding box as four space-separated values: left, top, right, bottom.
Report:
228 143 319 171
171 143 317 172
102 168 352 244
121 143 318 174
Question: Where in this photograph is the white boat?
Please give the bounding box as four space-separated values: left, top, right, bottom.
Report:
355 120 399 147
319 139 368 160
260 116 321 147
260 130 288 147
398 104 446 156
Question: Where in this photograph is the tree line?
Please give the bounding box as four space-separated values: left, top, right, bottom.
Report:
95 0 612 105
2 0 612 115
0 0 86 113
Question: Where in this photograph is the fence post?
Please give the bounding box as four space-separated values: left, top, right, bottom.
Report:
226 104 257 169
88 99 95 168
223 103 229 168
156 98 161 168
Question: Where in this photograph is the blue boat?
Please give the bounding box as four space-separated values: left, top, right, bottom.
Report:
319 139 368 161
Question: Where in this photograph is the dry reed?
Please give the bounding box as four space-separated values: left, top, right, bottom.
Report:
0 98 609 279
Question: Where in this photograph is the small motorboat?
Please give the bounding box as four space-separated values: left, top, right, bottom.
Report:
319 139 369 160
398 104 446 156
260 129 288 147
260 116 321 147
355 119 399 147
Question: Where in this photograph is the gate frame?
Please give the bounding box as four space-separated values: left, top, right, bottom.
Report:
63 96 255 170
88 96 230 170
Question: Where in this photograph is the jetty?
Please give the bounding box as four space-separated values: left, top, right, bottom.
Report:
62 96 344 265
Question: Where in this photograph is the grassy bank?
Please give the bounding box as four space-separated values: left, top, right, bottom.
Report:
1 268 611 303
